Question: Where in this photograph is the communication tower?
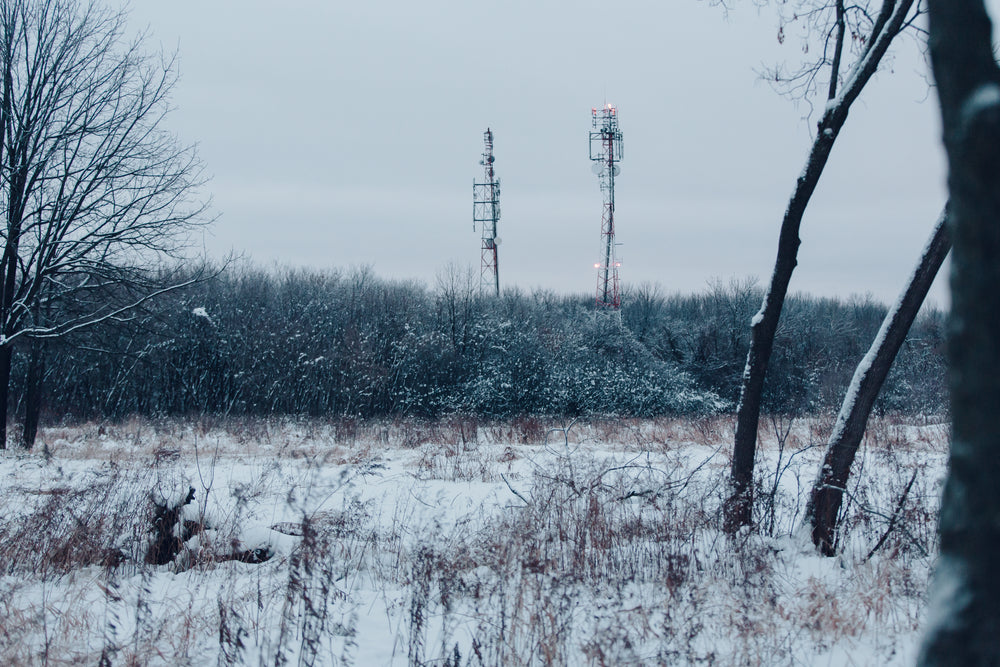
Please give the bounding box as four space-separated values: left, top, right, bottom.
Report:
589 104 623 309
473 129 501 295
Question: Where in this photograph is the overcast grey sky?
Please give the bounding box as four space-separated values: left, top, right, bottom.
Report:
126 2 973 305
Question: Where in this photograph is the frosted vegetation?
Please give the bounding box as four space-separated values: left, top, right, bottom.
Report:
0 415 943 664
12 266 946 431
2 266 950 664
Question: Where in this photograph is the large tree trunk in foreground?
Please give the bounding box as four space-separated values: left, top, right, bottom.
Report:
725 0 918 532
806 208 950 555
918 1 1000 663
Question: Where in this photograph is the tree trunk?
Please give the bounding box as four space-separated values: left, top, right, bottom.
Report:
724 0 917 533
919 1 1000 663
0 344 10 449
806 208 950 555
21 338 44 450
0 0 210 421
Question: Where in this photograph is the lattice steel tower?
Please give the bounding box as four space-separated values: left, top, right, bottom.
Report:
473 129 501 295
589 104 623 309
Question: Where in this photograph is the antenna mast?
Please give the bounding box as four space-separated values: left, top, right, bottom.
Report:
473 129 501 295
589 104 623 309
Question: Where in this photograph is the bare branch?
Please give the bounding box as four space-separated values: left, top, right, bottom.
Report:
0 0 210 446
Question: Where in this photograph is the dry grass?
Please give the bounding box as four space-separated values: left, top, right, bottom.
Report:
0 413 947 665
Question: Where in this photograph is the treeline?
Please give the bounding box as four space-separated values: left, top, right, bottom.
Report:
10 265 946 424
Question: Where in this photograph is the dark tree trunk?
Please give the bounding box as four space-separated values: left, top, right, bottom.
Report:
21 338 44 450
0 344 10 449
919 1 1000 663
725 131 832 531
806 209 950 555
724 0 917 533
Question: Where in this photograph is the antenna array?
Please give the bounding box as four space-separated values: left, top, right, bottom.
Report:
472 129 501 295
589 104 623 309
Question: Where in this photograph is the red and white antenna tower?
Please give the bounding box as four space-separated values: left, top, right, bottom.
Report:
473 129 501 295
589 104 623 309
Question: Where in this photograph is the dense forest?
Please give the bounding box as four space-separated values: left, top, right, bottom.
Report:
8 263 946 427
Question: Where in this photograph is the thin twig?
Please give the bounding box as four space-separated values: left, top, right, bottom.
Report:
500 473 530 507
866 468 920 560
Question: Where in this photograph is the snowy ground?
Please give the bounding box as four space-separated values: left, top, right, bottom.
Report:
0 415 947 665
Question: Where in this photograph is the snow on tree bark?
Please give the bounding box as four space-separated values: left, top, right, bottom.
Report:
919 1 1000 663
805 208 950 555
725 0 918 532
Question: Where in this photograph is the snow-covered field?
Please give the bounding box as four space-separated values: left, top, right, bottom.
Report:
0 415 947 665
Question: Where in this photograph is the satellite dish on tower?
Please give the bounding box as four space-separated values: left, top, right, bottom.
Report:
591 162 604 175
612 165 621 176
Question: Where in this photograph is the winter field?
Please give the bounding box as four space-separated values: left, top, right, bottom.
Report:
0 414 946 666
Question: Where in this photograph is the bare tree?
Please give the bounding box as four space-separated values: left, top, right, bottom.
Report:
918 1 1000 661
434 262 481 354
805 207 949 555
724 0 922 532
621 282 665 346
0 0 207 447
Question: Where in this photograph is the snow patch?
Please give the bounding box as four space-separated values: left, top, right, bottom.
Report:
0 418 947 665
235 525 300 557
191 306 214 325
961 82 1000 126
967 83 1000 111
922 555 972 650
